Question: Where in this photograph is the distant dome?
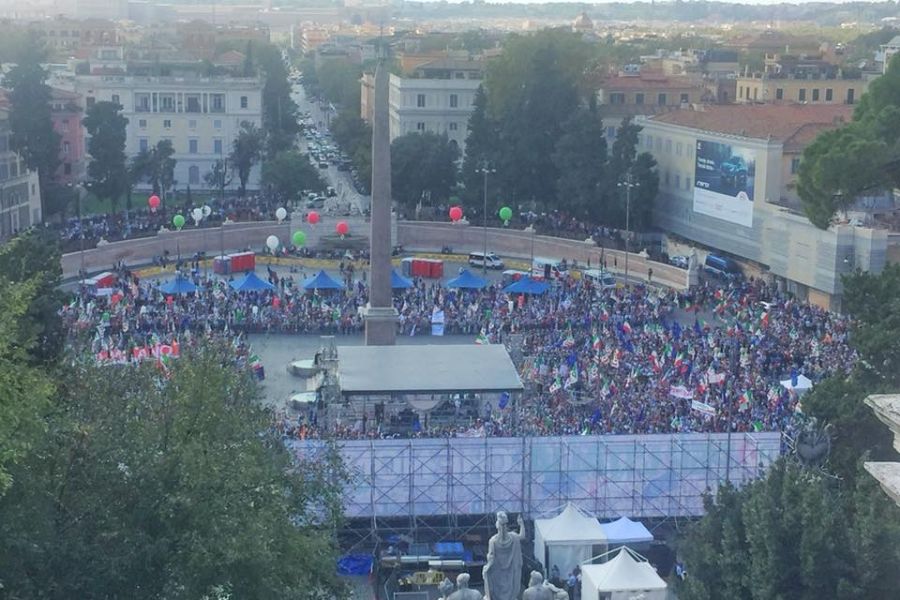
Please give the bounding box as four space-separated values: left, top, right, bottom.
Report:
573 11 594 32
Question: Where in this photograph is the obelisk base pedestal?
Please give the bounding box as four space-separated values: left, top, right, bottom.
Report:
364 305 398 346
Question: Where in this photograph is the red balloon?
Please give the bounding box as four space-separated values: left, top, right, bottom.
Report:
307 211 320 225
148 195 160 210
336 221 349 236
449 206 463 222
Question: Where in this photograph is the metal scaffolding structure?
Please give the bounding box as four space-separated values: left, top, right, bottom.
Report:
289 432 782 546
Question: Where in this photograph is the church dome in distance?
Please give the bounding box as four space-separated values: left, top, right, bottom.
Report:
573 11 594 32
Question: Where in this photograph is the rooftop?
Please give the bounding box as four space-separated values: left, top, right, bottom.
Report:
336 344 524 396
648 103 853 141
600 73 702 90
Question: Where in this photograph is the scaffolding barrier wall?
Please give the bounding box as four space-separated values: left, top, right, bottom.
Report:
288 432 782 519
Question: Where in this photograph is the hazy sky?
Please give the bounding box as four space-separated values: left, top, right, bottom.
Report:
414 0 885 4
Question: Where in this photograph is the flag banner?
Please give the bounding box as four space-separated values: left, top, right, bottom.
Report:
691 400 716 416
670 384 694 400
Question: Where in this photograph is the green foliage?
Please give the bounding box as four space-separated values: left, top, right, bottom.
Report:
255 42 301 157
0 345 349 598
798 54 900 228
262 150 325 204
229 121 264 197
606 119 659 230
83 101 129 212
460 85 500 207
330 110 371 194
316 60 364 110
2 32 61 215
552 108 607 221
390 132 459 213
204 159 233 194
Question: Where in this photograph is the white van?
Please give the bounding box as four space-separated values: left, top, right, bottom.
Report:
582 269 617 289
468 252 505 270
533 257 568 280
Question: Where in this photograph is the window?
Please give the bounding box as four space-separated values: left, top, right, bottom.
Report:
189 139 198 154
799 88 807 102
665 139 672 154
159 93 175 112
188 165 200 185
135 93 150 112
416 122 425 131
680 93 689 104
812 88 820 102
163 119 172 129
738 85 743 99
825 88 833 102
847 88 855 104
138 119 147 129
658 93 667 106
791 157 801 174
607 126 617 139
609 92 625 105
675 173 681 189
10 161 17 177
417 94 426 107
111 94 119 105
64 163 71 175
185 94 201 113
664 171 670 185
676 141 683 156
63 141 70 156
210 93 225 113
635 93 644 105
62 119 69 133
86 96 95 108
685 176 691 190
655 137 662 152
776 88 784 100
214 119 222 129
139 138 149 152
753 88 758 100
449 94 458 108
188 119 197 129
240 95 248 109
214 139 223 154
449 122 458 131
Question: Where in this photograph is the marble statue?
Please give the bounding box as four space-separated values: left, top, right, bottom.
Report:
438 577 455 599
483 511 525 600
521 572 556 600
448 573 483 600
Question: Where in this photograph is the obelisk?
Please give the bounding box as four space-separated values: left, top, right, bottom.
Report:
364 52 398 345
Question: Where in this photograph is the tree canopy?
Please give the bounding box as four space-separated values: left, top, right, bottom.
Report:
390 132 459 214
262 150 325 204
230 121 264 197
83 101 129 212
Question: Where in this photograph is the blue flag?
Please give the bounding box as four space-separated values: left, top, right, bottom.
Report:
499 392 510 409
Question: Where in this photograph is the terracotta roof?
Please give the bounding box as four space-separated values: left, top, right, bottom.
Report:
648 103 852 142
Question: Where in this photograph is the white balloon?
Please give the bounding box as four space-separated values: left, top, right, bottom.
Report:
202 205 212 217
266 235 280 251
192 208 203 221
275 207 287 222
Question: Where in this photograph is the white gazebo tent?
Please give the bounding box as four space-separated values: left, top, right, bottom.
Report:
601 517 654 550
780 374 814 393
581 547 667 600
533 503 607 575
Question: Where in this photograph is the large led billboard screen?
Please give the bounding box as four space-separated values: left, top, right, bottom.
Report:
693 139 756 227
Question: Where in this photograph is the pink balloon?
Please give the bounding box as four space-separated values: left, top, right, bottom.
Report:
148 195 160 210
336 221 349 236
307 211 320 225
449 206 463 222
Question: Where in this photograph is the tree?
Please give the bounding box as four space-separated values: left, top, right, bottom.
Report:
330 110 371 193
255 42 300 157
0 344 349 598
390 132 460 213
262 150 325 204
606 118 659 230
230 121 264 197
552 107 607 221
204 159 232 197
83 101 129 213
460 85 500 207
2 32 61 217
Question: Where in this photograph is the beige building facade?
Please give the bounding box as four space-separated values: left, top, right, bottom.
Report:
0 109 42 241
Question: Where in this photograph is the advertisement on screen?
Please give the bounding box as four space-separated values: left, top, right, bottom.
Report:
693 139 756 227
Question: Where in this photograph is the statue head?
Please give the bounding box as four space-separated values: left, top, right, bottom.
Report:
496 511 508 533
457 573 471 589
529 571 544 587
438 578 454 597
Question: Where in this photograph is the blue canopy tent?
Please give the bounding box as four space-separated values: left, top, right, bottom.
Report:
303 270 345 291
503 277 550 295
230 271 276 292
446 269 488 290
391 269 413 289
159 275 198 295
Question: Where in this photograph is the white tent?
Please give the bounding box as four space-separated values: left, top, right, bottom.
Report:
534 503 607 575
581 547 667 600
601 517 654 547
780 374 814 392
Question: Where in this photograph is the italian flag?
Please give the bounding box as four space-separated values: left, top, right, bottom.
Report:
739 390 752 412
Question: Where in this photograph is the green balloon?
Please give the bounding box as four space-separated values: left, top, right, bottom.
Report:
498 206 513 222
172 214 185 229
292 230 307 247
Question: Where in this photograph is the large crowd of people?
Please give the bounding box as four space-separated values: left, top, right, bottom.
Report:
62 261 854 442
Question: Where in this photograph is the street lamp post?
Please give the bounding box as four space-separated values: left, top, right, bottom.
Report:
479 162 496 275
525 224 536 266
618 172 638 284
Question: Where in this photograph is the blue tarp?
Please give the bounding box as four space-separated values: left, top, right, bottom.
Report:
391 269 413 289
503 276 549 295
433 542 465 558
446 269 488 289
303 269 345 291
159 275 197 295
601 516 654 545
336 554 373 576
230 271 275 292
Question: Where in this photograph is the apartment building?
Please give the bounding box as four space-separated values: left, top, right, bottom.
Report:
0 109 41 241
637 104 886 309
74 74 263 190
51 87 86 184
736 54 867 105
